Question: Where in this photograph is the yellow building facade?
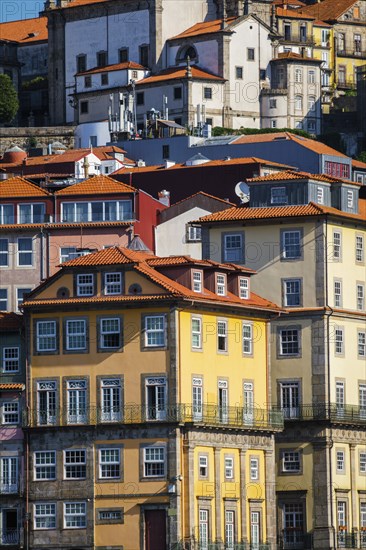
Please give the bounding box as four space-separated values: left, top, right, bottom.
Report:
23 247 283 550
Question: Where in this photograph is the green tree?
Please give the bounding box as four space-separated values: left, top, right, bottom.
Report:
357 151 366 163
0 74 19 124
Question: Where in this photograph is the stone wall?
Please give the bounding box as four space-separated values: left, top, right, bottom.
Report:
0 126 76 155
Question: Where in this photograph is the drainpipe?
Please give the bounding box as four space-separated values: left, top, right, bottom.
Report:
324 215 336 549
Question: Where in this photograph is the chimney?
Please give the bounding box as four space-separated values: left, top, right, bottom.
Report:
83 156 90 179
158 190 170 206
164 159 175 168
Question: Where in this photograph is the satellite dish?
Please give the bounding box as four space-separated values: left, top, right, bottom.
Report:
235 181 250 203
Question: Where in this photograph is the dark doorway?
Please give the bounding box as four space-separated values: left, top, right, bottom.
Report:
145 509 166 550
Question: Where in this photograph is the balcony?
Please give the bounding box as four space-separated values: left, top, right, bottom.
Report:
0 480 19 495
336 78 357 90
0 530 19 545
280 403 366 426
24 403 284 432
280 36 314 46
278 531 313 549
336 48 366 59
337 530 366 548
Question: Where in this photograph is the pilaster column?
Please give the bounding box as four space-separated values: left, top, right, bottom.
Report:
214 447 222 543
239 449 248 543
350 444 357 531
264 447 276 547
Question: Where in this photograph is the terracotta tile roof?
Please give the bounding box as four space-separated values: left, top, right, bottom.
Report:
57 0 108 8
276 7 314 19
0 384 24 391
246 170 359 185
170 17 238 39
0 176 51 198
303 0 358 21
312 20 332 27
274 52 321 62
0 312 23 331
60 246 153 267
0 221 133 232
77 61 146 76
198 201 366 223
352 159 366 170
147 256 255 273
232 132 349 158
0 17 47 43
136 65 225 85
170 191 236 208
55 175 136 196
21 146 127 167
112 156 293 176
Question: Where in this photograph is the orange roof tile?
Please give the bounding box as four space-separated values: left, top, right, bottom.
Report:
0 17 47 43
60 246 153 267
136 65 225 85
170 17 238 39
276 7 314 19
198 202 366 223
77 62 145 76
232 132 349 158
352 159 366 170
274 52 321 62
21 146 127 167
0 384 24 391
312 20 332 27
112 156 293 176
54 175 135 196
0 176 51 198
0 221 133 232
246 170 359 185
303 0 358 21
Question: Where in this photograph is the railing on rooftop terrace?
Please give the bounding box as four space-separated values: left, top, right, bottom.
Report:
23 403 283 431
281 403 366 426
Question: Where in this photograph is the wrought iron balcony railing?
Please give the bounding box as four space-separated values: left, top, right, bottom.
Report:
23 403 284 432
0 529 20 545
336 48 366 58
0 480 19 494
279 403 366 426
278 531 313 549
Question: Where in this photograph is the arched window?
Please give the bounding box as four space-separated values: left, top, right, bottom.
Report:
176 45 198 64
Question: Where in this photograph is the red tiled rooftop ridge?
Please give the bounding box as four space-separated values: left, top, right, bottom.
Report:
0 176 51 198
55 174 136 196
0 17 47 43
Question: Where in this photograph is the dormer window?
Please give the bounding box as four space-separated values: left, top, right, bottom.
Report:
76 274 94 296
271 187 288 205
347 190 353 208
192 270 203 293
239 277 249 299
177 45 198 64
104 272 122 295
317 187 324 204
216 273 227 296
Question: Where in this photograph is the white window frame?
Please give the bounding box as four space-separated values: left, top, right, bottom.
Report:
357 284 365 311
192 270 203 293
347 190 353 208
0 456 18 493
34 503 56 530
335 328 344 355
225 510 235 549
187 225 202 242
0 204 13 224
199 454 208 477
99 448 121 479
37 380 57 425
282 451 301 472
143 446 165 477
280 329 300 356
63 502 87 529
101 378 122 422
34 451 56 480
144 315 166 347
242 323 253 355
104 272 122 295
239 277 249 299
100 317 121 349
193 378 203 421
360 452 366 474
64 449 86 479
336 381 345 415
250 457 259 480
217 319 228 352
76 274 94 296
356 235 364 262
284 279 301 307
333 231 342 259
216 273 227 296
2 401 19 424
2 347 19 373
18 202 45 224
36 320 57 352
334 280 342 307
317 187 324 204
192 317 202 349
199 509 209 549
66 319 87 351
282 230 301 259
336 450 345 473
66 380 87 425
0 288 7 311
225 457 234 479
17 237 33 267
358 332 366 358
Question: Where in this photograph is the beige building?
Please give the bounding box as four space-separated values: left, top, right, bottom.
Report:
197 170 366 550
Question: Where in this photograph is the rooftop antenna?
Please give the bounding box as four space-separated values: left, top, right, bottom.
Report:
235 181 250 204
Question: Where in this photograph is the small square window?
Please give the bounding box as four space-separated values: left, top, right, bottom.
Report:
247 48 255 61
36 320 57 352
144 447 165 477
203 87 212 100
76 274 94 296
283 279 301 307
272 187 288 205
282 451 300 472
100 318 121 349
34 451 56 480
64 502 87 529
144 315 166 347
187 225 201 242
225 457 234 479
34 503 56 529
174 86 182 100
280 328 300 356
66 319 87 351
2 347 19 372
119 48 128 63
282 230 301 259
64 450 86 479
136 92 144 106
3 401 19 424
104 272 122 294
269 99 277 109
99 448 121 479
235 66 243 79
80 101 88 114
